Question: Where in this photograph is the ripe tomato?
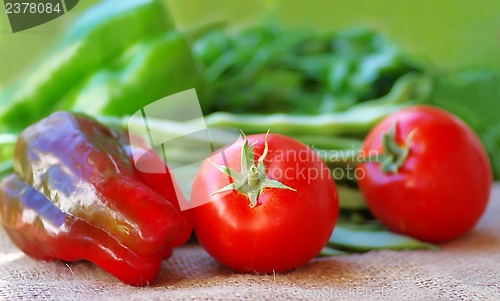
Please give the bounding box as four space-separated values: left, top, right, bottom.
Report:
358 105 492 243
191 133 338 273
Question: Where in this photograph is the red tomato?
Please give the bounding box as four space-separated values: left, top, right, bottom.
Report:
191 133 338 273
358 105 492 243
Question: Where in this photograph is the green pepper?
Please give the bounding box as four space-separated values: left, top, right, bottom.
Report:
0 0 173 133
56 31 206 116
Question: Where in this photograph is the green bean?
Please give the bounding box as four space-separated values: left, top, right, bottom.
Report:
98 114 240 149
318 247 348 257
353 72 432 108
204 103 406 136
318 149 361 166
336 184 367 210
335 222 386 232
203 72 427 136
99 114 371 172
292 135 362 150
328 225 437 252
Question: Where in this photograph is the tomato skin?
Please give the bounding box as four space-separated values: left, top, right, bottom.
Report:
191 133 338 273
358 106 492 243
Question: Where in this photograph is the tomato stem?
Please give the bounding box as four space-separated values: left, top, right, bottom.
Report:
211 131 296 207
248 165 260 187
380 122 415 173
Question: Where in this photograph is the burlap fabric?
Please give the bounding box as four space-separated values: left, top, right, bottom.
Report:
1 185 499 301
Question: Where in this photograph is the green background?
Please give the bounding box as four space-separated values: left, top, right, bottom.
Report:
1 0 500 89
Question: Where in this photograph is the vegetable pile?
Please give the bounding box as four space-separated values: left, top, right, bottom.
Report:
0 0 496 285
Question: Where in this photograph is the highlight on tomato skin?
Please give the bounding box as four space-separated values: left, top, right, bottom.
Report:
357 105 493 244
190 132 339 273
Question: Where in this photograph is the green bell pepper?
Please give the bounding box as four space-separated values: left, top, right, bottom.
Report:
58 31 206 116
0 0 173 132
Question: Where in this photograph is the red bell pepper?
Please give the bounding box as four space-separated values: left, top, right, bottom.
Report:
0 111 192 285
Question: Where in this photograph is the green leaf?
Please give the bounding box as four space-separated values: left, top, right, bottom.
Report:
424 70 500 178
335 221 386 232
328 225 437 252
336 184 368 211
209 159 238 178
426 71 500 130
260 178 296 191
481 124 500 180
240 138 254 172
211 182 237 196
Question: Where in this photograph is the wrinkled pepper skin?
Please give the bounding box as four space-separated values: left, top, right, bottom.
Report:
0 112 191 285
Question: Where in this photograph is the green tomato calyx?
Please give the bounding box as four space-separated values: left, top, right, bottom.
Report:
210 131 296 208
380 122 415 174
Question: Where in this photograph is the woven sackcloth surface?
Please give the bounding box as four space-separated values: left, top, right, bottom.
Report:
1 185 499 301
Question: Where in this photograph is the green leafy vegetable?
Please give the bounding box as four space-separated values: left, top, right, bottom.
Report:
193 21 422 115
